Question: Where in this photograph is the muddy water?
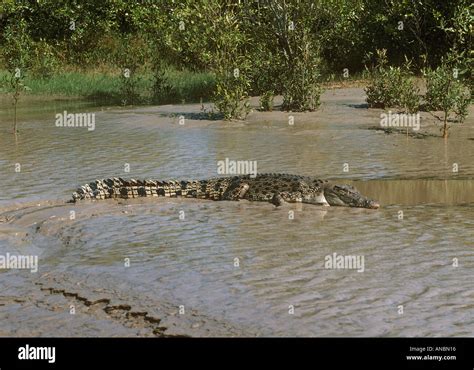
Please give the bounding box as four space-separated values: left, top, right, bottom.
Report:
0 89 473 336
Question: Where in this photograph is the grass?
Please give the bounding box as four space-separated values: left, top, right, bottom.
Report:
0 65 368 106
0 68 216 105
165 69 216 103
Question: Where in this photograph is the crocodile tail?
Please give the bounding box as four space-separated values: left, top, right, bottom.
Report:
71 178 205 202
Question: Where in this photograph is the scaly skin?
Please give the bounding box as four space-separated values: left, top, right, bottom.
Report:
70 174 380 209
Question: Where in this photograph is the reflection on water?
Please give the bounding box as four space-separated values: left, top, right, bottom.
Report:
350 179 474 206
0 89 473 336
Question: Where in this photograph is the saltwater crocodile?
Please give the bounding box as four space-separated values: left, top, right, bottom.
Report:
70 174 380 209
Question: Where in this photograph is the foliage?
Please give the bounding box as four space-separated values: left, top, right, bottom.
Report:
151 63 176 105
0 69 215 105
0 0 471 72
1 18 32 70
1 69 30 133
365 49 420 113
424 56 471 138
30 39 60 79
259 91 274 111
213 67 251 120
0 0 471 122
0 17 32 133
252 1 323 111
114 36 146 105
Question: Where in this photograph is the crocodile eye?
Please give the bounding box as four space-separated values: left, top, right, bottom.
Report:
345 185 357 194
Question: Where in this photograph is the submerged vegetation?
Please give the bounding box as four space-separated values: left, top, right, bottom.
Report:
0 0 472 127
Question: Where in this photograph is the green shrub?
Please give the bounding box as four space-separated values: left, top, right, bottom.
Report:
252 58 278 112
280 27 322 112
30 39 60 79
1 70 30 133
259 91 274 111
424 61 471 138
113 37 146 105
365 49 420 113
151 63 177 104
118 69 141 105
213 64 251 120
1 19 32 133
282 56 322 112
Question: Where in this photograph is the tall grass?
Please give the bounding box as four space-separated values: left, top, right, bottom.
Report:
0 69 216 105
165 69 215 103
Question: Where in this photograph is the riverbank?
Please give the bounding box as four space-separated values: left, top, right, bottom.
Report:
0 68 370 106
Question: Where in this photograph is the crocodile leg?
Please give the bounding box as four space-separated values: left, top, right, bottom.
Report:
222 181 250 201
271 191 303 206
271 193 285 206
235 183 250 199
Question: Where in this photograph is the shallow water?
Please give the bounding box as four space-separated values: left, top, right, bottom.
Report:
0 89 473 336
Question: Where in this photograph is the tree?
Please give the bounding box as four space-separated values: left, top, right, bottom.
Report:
251 1 322 111
424 57 471 138
1 18 32 133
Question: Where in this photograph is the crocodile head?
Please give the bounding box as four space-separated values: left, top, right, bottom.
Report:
323 184 380 209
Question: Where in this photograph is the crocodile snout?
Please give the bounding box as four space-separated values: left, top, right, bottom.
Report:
368 200 380 209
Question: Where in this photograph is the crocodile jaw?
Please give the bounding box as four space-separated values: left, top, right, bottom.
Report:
323 184 380 209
